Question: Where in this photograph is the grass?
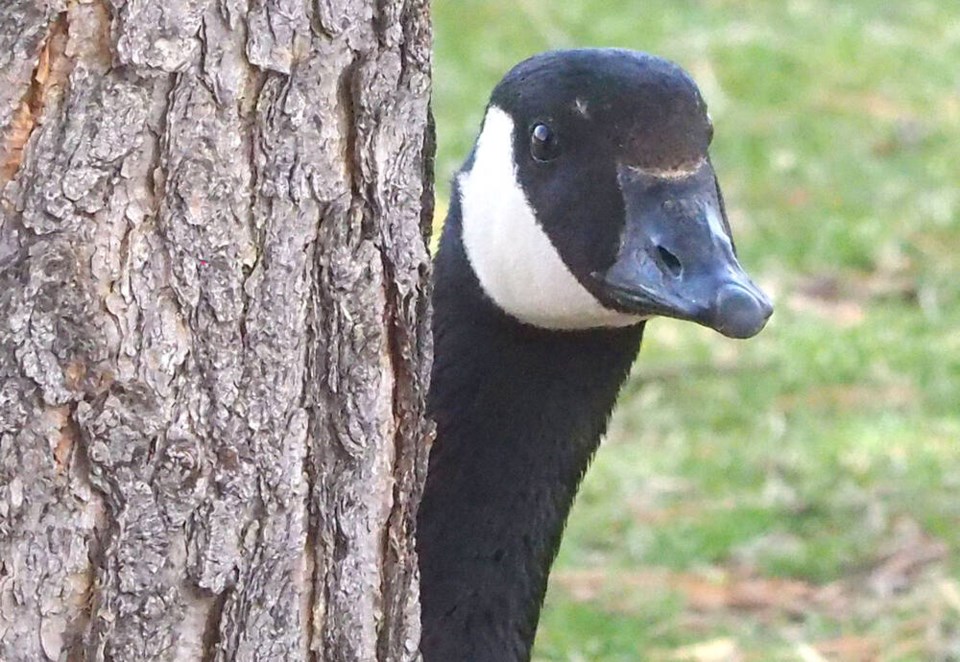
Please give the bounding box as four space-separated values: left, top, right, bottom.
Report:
433 1 960 659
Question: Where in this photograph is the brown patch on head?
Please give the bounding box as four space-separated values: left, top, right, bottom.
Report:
618 72 712 172
492 51 714 175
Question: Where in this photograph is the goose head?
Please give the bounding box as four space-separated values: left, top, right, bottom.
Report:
456 48 773 338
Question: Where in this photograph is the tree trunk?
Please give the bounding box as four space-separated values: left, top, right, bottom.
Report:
0 0 433 660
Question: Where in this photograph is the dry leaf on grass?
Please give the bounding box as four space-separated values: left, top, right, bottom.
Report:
554 567 832 620
552 568 671 606
940 578 960 614
776 383 918 413
674 573 818 617
812 635 880 661
785 268 919 328
868 519 948 598
667 637 742 662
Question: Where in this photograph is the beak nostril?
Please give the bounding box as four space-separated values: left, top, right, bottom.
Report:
656 245 683 278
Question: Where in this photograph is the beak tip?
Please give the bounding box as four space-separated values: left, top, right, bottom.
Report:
712 283 774 339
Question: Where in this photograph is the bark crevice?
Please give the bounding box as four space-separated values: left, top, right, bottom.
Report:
1 9 69 187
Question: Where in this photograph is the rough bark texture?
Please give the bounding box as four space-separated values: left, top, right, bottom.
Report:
0 0 433 660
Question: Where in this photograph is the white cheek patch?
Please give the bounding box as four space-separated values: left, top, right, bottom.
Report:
458 106 642 330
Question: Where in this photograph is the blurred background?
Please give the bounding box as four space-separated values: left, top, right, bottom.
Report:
432 1 960 660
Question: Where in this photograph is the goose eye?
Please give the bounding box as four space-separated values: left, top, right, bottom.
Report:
530 123 560 162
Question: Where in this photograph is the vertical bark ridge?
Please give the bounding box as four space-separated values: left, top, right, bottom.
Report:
0 9 68 187
371 0 434 657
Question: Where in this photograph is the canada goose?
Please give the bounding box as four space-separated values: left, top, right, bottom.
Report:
417 48 772 662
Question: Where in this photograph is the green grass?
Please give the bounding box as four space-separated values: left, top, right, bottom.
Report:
433 1 960 659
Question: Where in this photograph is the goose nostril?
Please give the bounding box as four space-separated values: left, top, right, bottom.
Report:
656 245 683 278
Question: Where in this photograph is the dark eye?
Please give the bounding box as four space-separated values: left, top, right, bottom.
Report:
530 123 561 162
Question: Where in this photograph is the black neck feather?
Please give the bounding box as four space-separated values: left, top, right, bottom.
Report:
417 198 645 661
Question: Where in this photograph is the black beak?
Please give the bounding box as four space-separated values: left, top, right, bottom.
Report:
594 161 773 339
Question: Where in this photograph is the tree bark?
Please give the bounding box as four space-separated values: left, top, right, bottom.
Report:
0 0 433 660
